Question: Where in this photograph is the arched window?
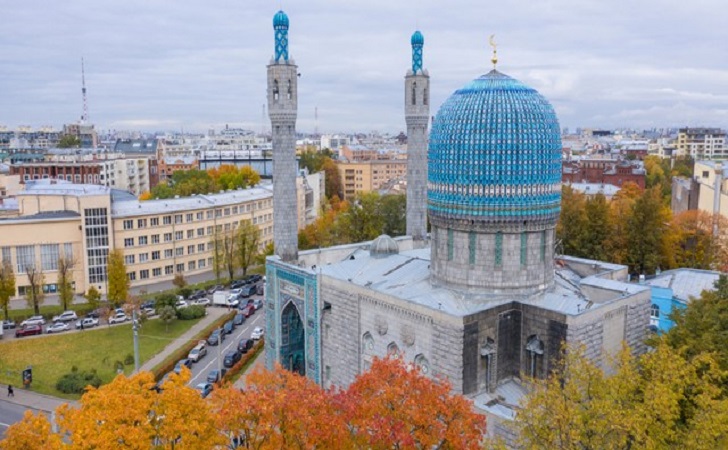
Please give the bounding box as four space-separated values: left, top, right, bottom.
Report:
423 87 428 106
526 335 544 379
273 79 280 101
362 332 374 353
414 354 430 374
287 79 292 99
650 304 660 319
387 342 401 358
412 82 417 105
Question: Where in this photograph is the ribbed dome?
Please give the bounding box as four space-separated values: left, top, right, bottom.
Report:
273 10 289 28
411 30 424 46
428 70 561 226
370 235 399 258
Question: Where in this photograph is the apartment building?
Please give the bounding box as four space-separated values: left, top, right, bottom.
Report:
338 160 408 200
677 128 727 160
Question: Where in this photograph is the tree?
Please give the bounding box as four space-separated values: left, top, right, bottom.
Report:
671 210 728 271
208 164 260 190
579 193 611 261
342 357 486 449
236 219 260 277
255 242 274 266
0 261 16 321
149 181 174 200
172 272 187 290
211 230 225 283
159 305 176 332
155 293 177 311
138 190 153 201
171 169 218 197
0 410 63 450
57 135 80 148
298 147 328 173
106 249 128 307
56 256 75 311
322 157 342 200
84 286 101 310
625 187 672 274
606 182 641 264
24 265 45 316
379 193 407 237
338 192 385 243
221 230 236 280
556 185 587 256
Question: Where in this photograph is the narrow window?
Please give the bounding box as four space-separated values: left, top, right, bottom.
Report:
495 232 503 267
287 80 292 99
540 230 546 262
423 87 428 105
273 79 279 100
411 82 417 105
469 232 476 265
520 233 527 266
447 228 454 261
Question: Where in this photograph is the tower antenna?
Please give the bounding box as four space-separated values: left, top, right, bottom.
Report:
81 57 89 124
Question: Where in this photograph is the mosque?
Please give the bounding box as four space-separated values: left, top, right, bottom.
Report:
263 10 650 439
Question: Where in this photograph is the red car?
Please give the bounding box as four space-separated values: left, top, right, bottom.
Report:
16 324 42 338
242 305 255 318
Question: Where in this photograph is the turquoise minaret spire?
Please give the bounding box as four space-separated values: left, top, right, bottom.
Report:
273 10 289 62
411 30 424 74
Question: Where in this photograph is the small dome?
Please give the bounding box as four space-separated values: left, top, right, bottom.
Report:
411 30 424 46
370 235 399 258
273 10 289 28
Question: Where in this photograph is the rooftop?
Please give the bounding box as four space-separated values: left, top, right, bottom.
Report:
644 268 720 302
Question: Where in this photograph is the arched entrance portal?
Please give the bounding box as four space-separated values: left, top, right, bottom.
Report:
280 301 305 376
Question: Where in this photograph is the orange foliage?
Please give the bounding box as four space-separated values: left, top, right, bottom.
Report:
0 410 63 450
138 190 153 201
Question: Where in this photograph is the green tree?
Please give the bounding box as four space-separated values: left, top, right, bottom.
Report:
58 135 81 148
0 261 16 321
255 242 274 266
106 249 128 307
84 286 101 310
56 256 75 311
24 266 45 316
155 293 177 311
171 169 218 197
149 181 174 200
159 305 176 332
208 164 261 190
338 192 385 242
625 187 672 274
236 219 261 277
379 193 407 237
556 185 587 256
579 193 611 261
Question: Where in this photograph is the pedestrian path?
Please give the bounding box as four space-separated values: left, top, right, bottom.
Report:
1 385 75 413
138 307 229 373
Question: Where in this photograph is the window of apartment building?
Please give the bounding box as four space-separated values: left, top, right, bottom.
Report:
232 206 238 214
175 231 183 240
174 214 183 224
125 255 135 265
164 249 173 258
186 213 193 222
207 226 213 235
140 269 149 280
187 245 195 254
188 261 196 271
137 218 147 228
127 272 136 281
215 225 222 233
186 230 194 239
215 209 222 218
196 212 203 220
165 265 174 275
152 251 160 260
224 208 230 216
197 243 205 252
245 204 251 212
176 263 184 273
207 257 213 267
139 236 148 245
197 228 204 237
175 247 184 256
163 216 171 225
207 242 213 251
198 259 206 268
40 244 59 271
1 247 11 264
124 238 134 248
224 223 231 232
206 210 213 219
150 217 159 226
151 234 160 244
164 233 172 242
153 268 162 277
139 253 149 263
123 219 133 230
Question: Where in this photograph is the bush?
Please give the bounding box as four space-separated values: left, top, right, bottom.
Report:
124 354 135 365
177 305 206 320
56 368 102 394
177 286 193 300
155 293 177 311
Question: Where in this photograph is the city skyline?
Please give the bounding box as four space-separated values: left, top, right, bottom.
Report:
2 0 727 134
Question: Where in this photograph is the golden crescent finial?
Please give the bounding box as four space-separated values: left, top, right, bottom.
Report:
489 34 498 70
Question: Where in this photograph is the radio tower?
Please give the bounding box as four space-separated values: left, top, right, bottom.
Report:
81 58 89 124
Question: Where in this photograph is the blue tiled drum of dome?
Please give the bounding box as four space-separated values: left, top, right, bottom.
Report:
427 70 562 225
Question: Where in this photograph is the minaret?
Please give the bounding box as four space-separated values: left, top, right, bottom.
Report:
268 10 299 262
405 30 430 243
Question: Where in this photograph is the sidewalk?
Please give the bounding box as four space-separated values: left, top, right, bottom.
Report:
138 307 229 373
233 350 266 390
1 385 76 413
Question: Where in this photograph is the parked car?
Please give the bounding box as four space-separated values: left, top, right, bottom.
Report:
206 368 227 383
241 305 255 318
223 350 241 368
207 329 225 345
223 320 235 335
188 343 207 362
16 324 42 337
46 322 70 334
142 307 157 317
52 311 78 323
175 300 188 309
173 359 193 374
86 310 101 319
2 320 16 329
230 280 244 289
192 297 210 307
190 290 206 300
141 301 155 310
252 299 263 310
238 338 254 354
20 316 46 327
75 317 99 329
207 284 223 295
233 313 245 326
256 284 264 296
240 285 256 298
109 312 128 324
195 382 214 398
251 327 264 340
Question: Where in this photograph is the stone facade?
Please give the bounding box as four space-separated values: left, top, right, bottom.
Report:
405 69 429 242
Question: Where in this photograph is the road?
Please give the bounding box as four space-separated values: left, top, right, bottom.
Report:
0 401 46 438
186 305 265 387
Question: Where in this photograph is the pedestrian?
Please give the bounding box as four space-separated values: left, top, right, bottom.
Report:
7 384 14 397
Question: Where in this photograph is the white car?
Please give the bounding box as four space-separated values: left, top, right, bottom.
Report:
251 327 264 340
109 312 128 324
52 311 78 323
75 317 99 329
192 298 210 307
142 307 157 317
175 300 189 309
46 322 70 334
20 316 46 327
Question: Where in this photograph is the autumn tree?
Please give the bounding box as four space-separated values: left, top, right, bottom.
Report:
172 272 187 290
625 187 672 274
138 190 153 201
56 256 75 311
322 157 342 200
236 219 260 277
208 164 260 190
149 181 174 199
0 261 16 321
379 193 407 237
299 196 350 250
211 229 225 283
579 193 611 261
84 285 101 310
0 410 63 450
338 192 385 243
556 185 587 256
171 169 218 197
106 249 128 307
606 182 641 264
255 242 274 266
24 265 45 316
671 210 728 270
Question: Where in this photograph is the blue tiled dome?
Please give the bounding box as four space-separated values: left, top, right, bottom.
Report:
411 30 424 46
428 70 562 225
273 10 289 28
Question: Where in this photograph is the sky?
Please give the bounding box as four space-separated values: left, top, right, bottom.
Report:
2 0 728 135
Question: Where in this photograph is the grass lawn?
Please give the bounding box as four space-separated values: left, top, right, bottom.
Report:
0 317 201 399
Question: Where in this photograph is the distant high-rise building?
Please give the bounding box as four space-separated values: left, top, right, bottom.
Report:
677 127 726 160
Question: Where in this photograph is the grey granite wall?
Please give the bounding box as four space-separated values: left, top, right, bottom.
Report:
405 73 429 242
